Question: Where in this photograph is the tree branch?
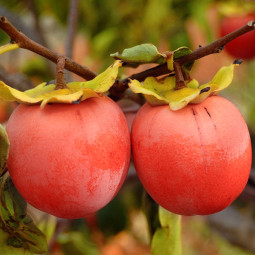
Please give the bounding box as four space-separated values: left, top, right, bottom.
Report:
66 0 79 59
109 21 255 99
65 0 80 80
0 15 254 100
0 16 97 81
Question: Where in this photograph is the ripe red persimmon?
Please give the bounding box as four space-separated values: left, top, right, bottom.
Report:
6 96 131 219
131 96 252 216
220 13 255 60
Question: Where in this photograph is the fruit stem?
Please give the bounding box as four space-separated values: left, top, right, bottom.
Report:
55 56 67 90
174 62 186 90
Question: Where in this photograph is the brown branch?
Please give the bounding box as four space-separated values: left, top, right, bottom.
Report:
55 56 67 89
109 20 255 99
177 21 255 65
0 16 97 81
122 21 255 83
0 15 254 101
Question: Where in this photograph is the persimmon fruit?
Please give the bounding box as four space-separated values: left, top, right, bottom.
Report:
6 96 131 219
131 96 252 215
220 13 255 60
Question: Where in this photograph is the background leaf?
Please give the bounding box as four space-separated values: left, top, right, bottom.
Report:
0 125 9 176
111 44 166 66
151 207 182 255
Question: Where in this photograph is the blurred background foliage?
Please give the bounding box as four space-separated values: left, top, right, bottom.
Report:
0 0 255 254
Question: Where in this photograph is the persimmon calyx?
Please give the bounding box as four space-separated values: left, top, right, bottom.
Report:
0 60 123 108
128 62 239 111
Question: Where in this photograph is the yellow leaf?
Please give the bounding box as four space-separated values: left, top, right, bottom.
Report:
0 81 41 104
0 43 19 55
0 61 122 107
165 87 200 110
202 64 236 92
167 54 174 71
128 78 168 105
73 60 123 92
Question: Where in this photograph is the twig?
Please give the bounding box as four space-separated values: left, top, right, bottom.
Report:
24 0 48 47
0 16 97 81
0 66 33 91
0 15 254 99
65 0 80 80
127 21 255 82
109 21 255 98
66 0 79 59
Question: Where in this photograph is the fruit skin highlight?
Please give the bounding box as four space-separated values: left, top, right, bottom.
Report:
131 96 252 216
220 14 255 60
6 96 131 219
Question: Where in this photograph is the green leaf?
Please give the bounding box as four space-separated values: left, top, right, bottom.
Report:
173 47 194 72
0 176 48 254
151 207 182 255
173 46 192 59
58 231 100 255
0 125 9 177
111 44 166 66
6 177 27 219
0 61 123 108
37 213 57 242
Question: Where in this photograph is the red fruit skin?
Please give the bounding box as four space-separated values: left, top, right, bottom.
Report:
220 14 255 60
131 96 252 216
6 96 131 219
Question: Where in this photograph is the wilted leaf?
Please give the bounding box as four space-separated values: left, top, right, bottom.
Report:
191 63 238 104
0 228 32 255
0 176 48 254
129 63 238 110
165 87 200 111
111 44 166 66
203 63 236 92
151 207 181 255
0 125 9 176
0 61 122 108
128 79 166 105
19 223 48 254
